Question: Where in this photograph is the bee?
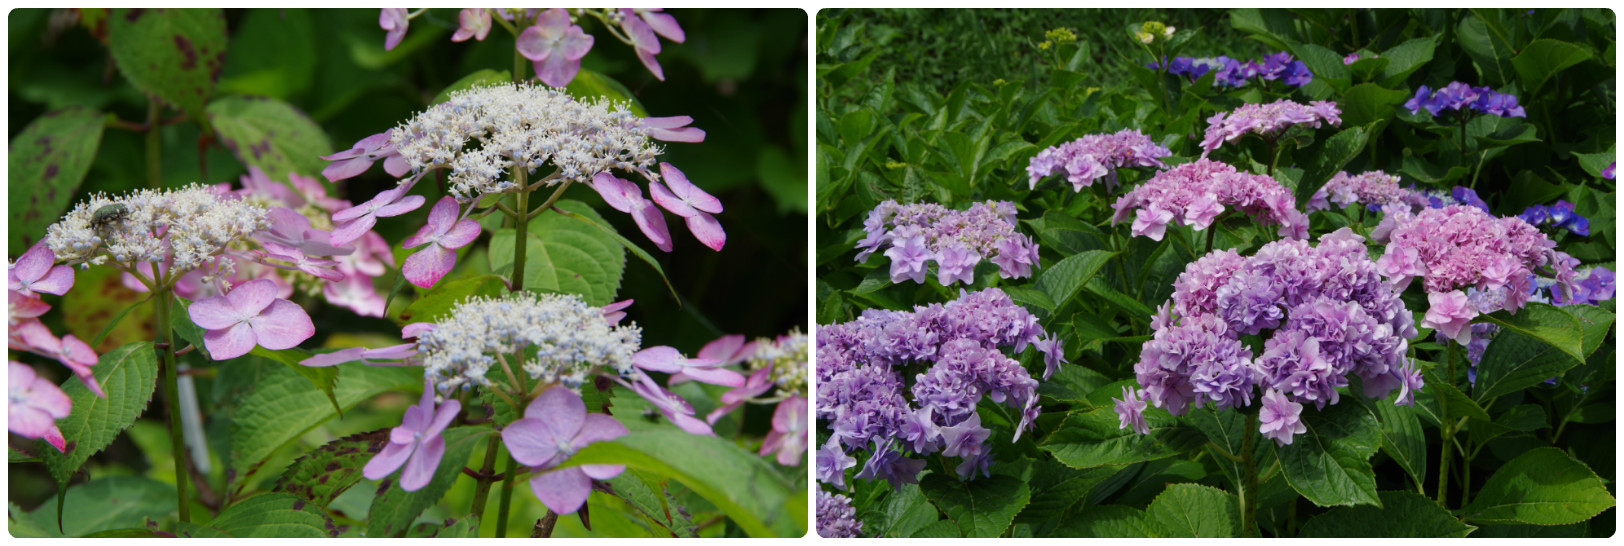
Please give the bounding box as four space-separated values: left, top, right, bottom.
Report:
89 203 130 244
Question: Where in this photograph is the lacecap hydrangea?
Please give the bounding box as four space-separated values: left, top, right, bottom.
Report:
855 200 1042 285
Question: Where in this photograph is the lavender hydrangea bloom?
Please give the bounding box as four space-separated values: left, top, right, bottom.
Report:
1201 99 1341 155
1405 82 1525 118
1152 52 1312 88
1113 386 1150 434
1026 129 1172 191
1111 158 1310 241
817 491 864 538
816 438 858 489
858 200 1042 284
1258 389 1306 445
817 288 1056 488
1307 171 1407 212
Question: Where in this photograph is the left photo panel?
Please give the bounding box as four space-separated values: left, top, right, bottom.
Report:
8 8 808 538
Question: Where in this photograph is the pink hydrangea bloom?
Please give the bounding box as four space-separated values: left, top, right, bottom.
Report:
9 361 70 451
8 242 74 297
321 130 411 183
617 8 685 81
502 386 628 515
331 187 426 247
379 8 409 51
625 372 712 435
1112 158 1310 241
648 163 726 251
1258 388 1306 446
517 8 594 88
1201 99 1341 155
364 379 461 491
1307 170 1407 212
639 116 706 143
35 333 101 398
1374 204 1576 319
401 197 481 289
632 346 743 387
591 172 673 252
8 291 52 352
451 8 491 42
760 395 807 466
860 200 1041 284
187 278 316 360
1422 290 1477 345
1026 129 1171 191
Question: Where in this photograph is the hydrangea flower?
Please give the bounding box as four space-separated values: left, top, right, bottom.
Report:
330 187 425 247
1025 129 1171 191
818 288 1058 488
816 438 857 490
1404 82 1525 118
9 361 70 452
1307 170 1407 213
1257 389 1305 445
8 243 73 297
517 8 594 88
1110 158 1310 241
1150 52 1312 88
451 8 491 42
502 386 628 515
817 490 863 538
1201 99 1341 155
45 184 269 275
378 8 685 86
761 395 807 466
413 292 641 393
401 197 482 288
855 200 1042 284
1518 200 1590 236
1119 228 1419 444
364 378 461 491
187 278 316 360
379 8 408 51
320 130 410 183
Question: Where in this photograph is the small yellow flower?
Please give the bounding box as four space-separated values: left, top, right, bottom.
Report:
1044 27 1077 45
1038 40 1052 51
884 161 906 170
993 78 1008 87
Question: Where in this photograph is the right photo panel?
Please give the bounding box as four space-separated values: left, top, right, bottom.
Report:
814 8 1617 538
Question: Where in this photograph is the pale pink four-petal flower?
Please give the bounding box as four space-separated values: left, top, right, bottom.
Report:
502 386 628 515
187 279 316 360
364 379 461 491
451 8 491 42
648 163 726 251
517 8 595 88
331 187 426 247
9 361 70 452
402 197 482 289
8 243 74 297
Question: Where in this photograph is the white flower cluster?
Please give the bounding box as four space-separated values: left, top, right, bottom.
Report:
45 184 269 275
416 292 641 393
390 83 663 198
751 330 807 395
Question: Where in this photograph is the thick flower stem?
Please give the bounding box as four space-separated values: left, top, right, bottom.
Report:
513 181 530 293
1240 411 1259 538
496 453 519 538
153 291 191 523
468 436 502 525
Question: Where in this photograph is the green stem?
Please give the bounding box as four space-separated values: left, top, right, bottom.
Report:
513 38 527 84
1241 411 1259 538
154 291 191 523
496 453 519 538
1438 341 1456 507
146 100 161 188
512 181 530 293
468 437 502 524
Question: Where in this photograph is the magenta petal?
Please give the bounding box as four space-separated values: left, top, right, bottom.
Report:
31 265 72 296
590 173 637 213
559 26 594 60
630 201 673 252
322 157 375 182
579 463 625 480
402 245 458 288
301 347 366 367
503 418 564 467
685 212 726 251
632 346 684 373
363 441 413 480
376 194 426 218
649 181 697 218
399 435 444 491
423 197 460 234
187 296 240 330
362 343 419 361
12 243 54 283
529 467 593 515
665 410 715 436
204 322 257 360
249 300 314 351
620 11 661 54
515 25 551 62
527 386 587 437
680 366 746 387
226 279 279 316
383 154 412 178
661 163 722 214
439 219 482 250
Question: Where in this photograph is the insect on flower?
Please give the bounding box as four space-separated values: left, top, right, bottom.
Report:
89 203 130 244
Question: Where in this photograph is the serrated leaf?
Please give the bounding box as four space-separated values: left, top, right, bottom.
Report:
19 476 173 538
870 482 937 538
206 95 333 179
919 473 1029 538
1276 402 1382 508
1377 37 1437 87
62 266 155 353
1050 503 1150 537
108 8 226 120
563 428 803 537
397 274 506 324
1294 125 1371 208
1473 329 1581 403
366 427 487 538
1512 39 1594 94
550 206 678 302
1034 250 1115 309
436 516 480 538
42 342 159 484
9 107 104 256
1372 399 1427 488
1566 304 1614 359
1145 483 1239 538
488 200 626 306
1476 303 1583 363
1338 83 1408 128
1457 15 1513 84
1040 407 1204 469
1015 459 1114 526
607 471 697 537
208 492 334 538
1464 447 1616 526
229 361 422 476
1299 490 1474 537
274 429 388 507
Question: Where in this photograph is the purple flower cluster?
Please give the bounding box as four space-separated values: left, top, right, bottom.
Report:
817 491 863 538
1026 129 1172 191
1119 228 1421 445
1151 51 1312 88
1201 99 1341 155
1110 158 1310 241
1518 201 1590 236
1373 205 1578 344
1392 185 1490 214
816 288 1060 487
1306 170 1407 213
1404 82 1525 118
855 200 1042 285
1453 266 1614 369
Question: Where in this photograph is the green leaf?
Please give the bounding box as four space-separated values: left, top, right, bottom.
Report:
1034 250 1116 309
564 428 803 537
8 107 105 256
42 342 159 484
1145 483 1239 538
366 427 487 538
208 492 334 538
1457 16 1514 84
250 346 340 413
1566 304 1615 359
1016 460 1116 526
1338 84 1409 128
565 69 648 117
488 200 626 306
398 274 506 324
206 95 334 179
229 361 422 476
1512 39 1594 94
918 473 1029 538
107 8 227 120
1473 329 1582 403
19 476 173 538
1084 276 1156 319
1299 490 1474 537
431 69 510 105
871 483 939 538
909 519 961 538
1294 125 1371 209
606 471 697 537
1376 37 1438 87
436 516 480 538
1276 401 1382 508
1050 504 1150 537
1464 447 1616 526
1476 303 1583 361
550 206 679 302
1373 399 1427 488
217 9 316 100
1040 407 1204 469
274 429 388 507
1290 43 1351 92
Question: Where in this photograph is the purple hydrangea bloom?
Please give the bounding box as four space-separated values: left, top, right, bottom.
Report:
859 200 1042 284
503 386 629 515
817 490 864 538
1307 171 1407 212
1258 389 1306 445
1152 52 1312 88
1113 386 1150 434
1406 82 1524 118
1111 158 1310 241
816 438 858 489
1603 162 1616 180
1026 129 1172 191
1201 99 1341 155
364 379 461 491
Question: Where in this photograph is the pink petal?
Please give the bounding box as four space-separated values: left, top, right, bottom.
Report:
574 413 629 446
10 404 59 441
680 366 745 387
559 26 594 60
529 467 592 515
300 347 366 367
661 163 721 214
330 216 379 248
402 322 436 339
362 343 419 361
590 173 638 213
9 291 51 318
399 435 444 491
579 463 625 480
402 245 458 288
649 181 697 218
383 154 412 177
203 322 257 360
641 116 693 130
363 440 413 480
439 219 482 250
376 194 426 218
536 55 581 88
698 334 746 363
619 10 661 54
630 200 673 252
187 296 242 330
503 418 564 467
632 346 684 373
226 279 280 316
41 425 67 452
11 243 54 284
399 404 429 436
515 25 552 62
685 212 726 251
636 47 665 81
322 157 374 182
248 299 315 351
422 197 460 236
29 265 73 296
640 10 684 43
665 410 714 436
423 398 460 438
527 386 586 437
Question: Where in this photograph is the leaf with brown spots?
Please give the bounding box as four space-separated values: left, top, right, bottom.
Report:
274 429 389 507
107 8 226 120
206 95 333 179
62 265 154 353
205 492 333 538
8 107 104 256
41 342 159 486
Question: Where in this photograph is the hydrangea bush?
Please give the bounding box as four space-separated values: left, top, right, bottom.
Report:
9 8 807 538
817 8 1616 538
